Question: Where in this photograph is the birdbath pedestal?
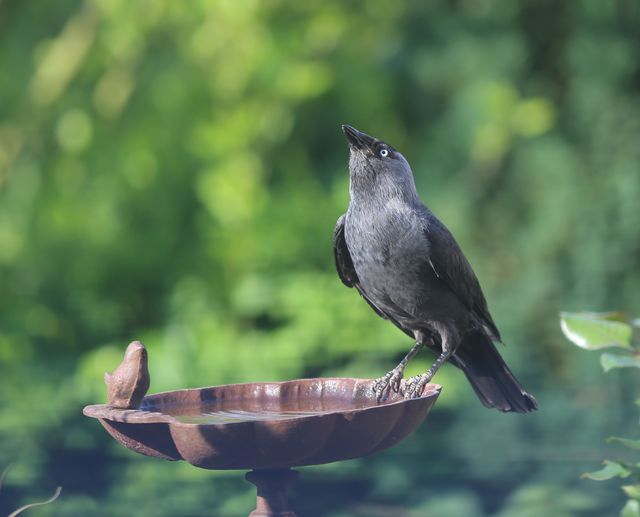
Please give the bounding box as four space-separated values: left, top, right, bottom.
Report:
245 468 299 517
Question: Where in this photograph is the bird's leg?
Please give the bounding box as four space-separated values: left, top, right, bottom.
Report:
404 339 453 399
373 340 424 402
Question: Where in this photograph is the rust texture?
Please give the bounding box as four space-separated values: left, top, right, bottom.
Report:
84 377 440 470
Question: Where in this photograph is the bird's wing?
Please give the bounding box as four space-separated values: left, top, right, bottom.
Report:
333 215 386 319
425 217 501 341
333 215 414 337
333 214 359 287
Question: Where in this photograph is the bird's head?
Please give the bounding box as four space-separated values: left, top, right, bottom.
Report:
341 124 417 202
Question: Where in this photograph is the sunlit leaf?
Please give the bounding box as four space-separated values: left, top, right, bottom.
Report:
622 499 640 517
601 353 640 373
582 460 631 481
623 485 640 500
560 312 632 350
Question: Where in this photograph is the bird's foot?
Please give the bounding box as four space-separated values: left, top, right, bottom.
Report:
403 373 432 399
373 366 405 402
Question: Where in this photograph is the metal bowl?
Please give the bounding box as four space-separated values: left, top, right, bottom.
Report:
83 377 440 470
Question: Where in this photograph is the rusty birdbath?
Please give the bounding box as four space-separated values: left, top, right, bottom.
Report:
83 344 441 516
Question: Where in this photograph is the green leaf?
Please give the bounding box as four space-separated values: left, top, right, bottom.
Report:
582 460 631 481
622 499 640 517
608 437 640 450
623 485 640 500
601 353 640 372
560 312 632 350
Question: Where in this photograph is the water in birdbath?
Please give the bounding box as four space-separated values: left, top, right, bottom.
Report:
151 396 379 425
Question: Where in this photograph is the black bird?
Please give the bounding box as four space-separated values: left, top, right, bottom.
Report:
333 125 537 413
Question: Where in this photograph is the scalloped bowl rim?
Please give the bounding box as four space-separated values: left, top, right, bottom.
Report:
83 377 442 427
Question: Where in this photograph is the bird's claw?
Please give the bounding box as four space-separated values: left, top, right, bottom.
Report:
403 373 431 399
373 367 405 402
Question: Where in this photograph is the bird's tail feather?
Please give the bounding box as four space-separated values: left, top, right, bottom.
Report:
449 331 538 413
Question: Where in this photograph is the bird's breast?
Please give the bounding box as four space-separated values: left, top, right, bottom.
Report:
345 206 428 294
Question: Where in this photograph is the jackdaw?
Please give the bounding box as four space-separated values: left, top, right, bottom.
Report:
333 124 537 413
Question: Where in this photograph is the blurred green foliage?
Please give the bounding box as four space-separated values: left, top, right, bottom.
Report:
1 0 639 515
561 312 640 517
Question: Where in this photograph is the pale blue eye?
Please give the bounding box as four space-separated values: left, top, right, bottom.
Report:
380 149 389 157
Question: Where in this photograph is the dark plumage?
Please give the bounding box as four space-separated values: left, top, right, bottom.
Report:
334 125 537 413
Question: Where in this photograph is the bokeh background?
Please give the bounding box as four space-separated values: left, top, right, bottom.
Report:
1 1 640 515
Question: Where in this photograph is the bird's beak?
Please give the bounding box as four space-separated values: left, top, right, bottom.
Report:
342 124 375 151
